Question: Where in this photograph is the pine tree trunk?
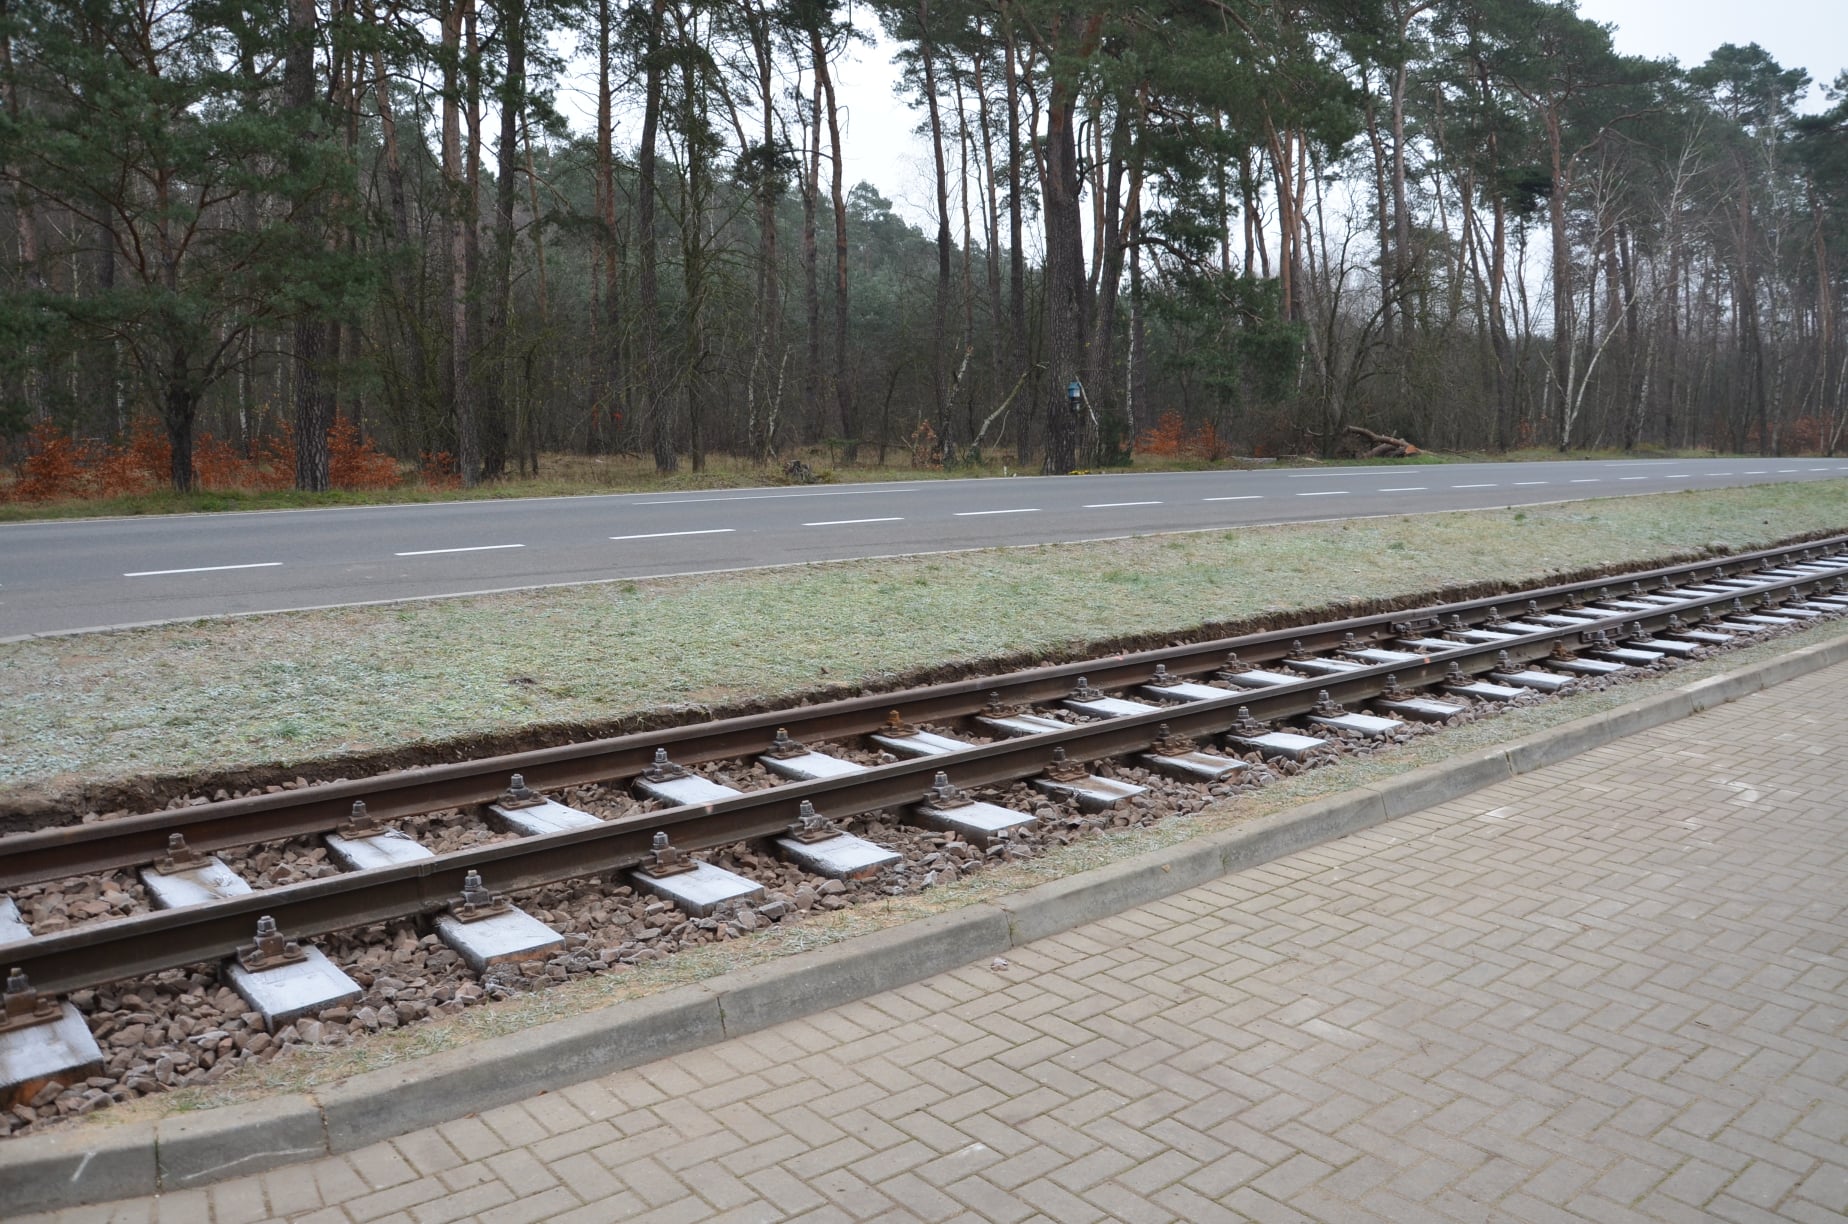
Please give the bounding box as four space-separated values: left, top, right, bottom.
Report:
288 0 331 491
800 66 820 440
917 1 952 453
1004 26 1030 461
485 0 525 481
636 0 674 473
747 2 777 461
165 359 198 492
974 53 1005 405
464 1 490 477
442 0 478 484
593 0 618 455
813 30 852 458
1040 17 1095 475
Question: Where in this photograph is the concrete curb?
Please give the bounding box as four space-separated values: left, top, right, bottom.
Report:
8 632 1848 1214
155 1094 325 1188
318 982 723 1156
712 906 1012 1042
7 1114 155 1212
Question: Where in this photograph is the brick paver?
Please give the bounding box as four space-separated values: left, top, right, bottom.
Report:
20 660 1848 1222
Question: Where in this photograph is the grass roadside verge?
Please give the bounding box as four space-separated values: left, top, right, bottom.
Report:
2 480 1846 812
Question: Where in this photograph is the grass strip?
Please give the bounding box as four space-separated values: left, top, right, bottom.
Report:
2 480 1845 809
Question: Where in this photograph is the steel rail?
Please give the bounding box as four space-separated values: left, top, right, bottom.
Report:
1 536 1844 892
4 568 1846 994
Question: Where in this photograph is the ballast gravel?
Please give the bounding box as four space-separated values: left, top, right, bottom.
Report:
0 643 1726 1138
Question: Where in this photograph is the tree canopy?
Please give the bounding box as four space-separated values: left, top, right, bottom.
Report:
2 0 1844 491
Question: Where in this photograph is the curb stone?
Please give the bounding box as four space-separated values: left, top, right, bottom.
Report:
319 982 722 1155
154 1093 324 1188
7 631 1848 1214
7 1116 155 1212
711 907 1011 1041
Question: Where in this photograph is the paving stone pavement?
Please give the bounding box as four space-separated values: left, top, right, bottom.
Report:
19 661 1848 1224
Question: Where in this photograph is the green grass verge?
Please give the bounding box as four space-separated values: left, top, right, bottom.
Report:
2 480 1845 808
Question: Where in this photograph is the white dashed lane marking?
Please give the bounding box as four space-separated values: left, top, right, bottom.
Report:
395 544 525 556
124 562 283 578
609 529 737 541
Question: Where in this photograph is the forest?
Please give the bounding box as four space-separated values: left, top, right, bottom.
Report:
0 0 1845 492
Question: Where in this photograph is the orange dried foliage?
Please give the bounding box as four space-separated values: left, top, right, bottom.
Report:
248 431 296 491
193 435 253 490
1780 416 1827 455
1192 422 1229 461
1136 411 1224 460
6 414 408 501
419 450 461 490
91 417 171 497
905 420 940 468
1137 411 1188 456
327 417 401 490
13 422 93 501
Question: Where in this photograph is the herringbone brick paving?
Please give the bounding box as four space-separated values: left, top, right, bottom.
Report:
21 662 1848 1223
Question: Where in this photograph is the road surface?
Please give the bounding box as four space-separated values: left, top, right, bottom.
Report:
1 456 1842 639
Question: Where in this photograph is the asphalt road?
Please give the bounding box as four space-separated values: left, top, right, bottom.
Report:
2 456 1843 639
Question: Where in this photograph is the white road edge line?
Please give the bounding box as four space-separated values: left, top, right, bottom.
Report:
609 528 737 541
124 562 283 578
803 517 905 527
394 544 526 556
955 508 1042 516
1082 501 1162 509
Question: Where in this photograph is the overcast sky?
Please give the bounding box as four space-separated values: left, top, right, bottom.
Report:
834 0 1848 226
1577 0 1844 101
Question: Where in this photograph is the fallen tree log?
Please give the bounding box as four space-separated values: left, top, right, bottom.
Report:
1344 425 1420 458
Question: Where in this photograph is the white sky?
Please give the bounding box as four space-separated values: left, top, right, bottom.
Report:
1577 0 1845 103
835 1 1848 226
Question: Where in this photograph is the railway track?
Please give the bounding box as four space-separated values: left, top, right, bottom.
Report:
3 535 1848 1125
